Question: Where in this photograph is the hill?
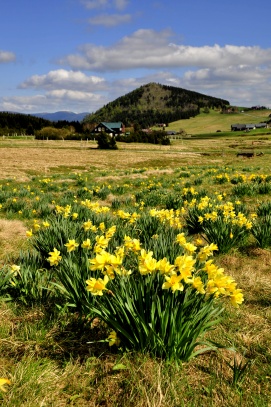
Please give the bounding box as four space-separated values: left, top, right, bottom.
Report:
83 82 229 128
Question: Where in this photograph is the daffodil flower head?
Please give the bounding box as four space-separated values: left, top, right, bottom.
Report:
0 378 11 393
86 275 109 296
64 239 79 252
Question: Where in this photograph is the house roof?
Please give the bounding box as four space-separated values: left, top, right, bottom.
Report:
100 122 123 130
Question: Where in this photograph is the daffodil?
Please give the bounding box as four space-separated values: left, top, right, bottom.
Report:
81 238 92 249
107 330 120 346
162 274 184 292
0 378 11 393
86 275 109 296
156 257 175 275
26 229 33 238
230 289 244 307
10 264 20 275
174 255 195 281
47 248 62 266
176 233 187 245
83 219 93 231
188 276 205 294
64 239 79 252
138 249 157 275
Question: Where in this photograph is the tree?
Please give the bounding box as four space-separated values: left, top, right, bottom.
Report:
97 132 118 150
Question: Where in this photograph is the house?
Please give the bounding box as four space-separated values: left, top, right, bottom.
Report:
92 122 125 137
245 124 256 130
231 123 266 131
231 124 247 131
255 123 267 128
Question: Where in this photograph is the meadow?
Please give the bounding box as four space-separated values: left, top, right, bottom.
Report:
0 136 271 406
165 108 271 135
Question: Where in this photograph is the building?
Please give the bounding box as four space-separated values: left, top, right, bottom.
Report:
231 123 267 131
92 122 124 136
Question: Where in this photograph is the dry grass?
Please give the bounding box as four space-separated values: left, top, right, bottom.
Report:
1 137 271 182
0 139 203 181
0 219 27 263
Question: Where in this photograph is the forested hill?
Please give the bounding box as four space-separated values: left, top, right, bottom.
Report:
0 112 51 134
83 82 229 128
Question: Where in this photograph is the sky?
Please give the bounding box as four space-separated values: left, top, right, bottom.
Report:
1 0 271 114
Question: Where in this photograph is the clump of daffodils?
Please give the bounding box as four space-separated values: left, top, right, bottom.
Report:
86 230 244 307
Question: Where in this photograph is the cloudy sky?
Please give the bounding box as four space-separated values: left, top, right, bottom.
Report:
1 0 271 113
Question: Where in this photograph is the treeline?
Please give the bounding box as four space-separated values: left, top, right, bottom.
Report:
0 112 51 135
85 106 200 129
0 112 86 137
161 84 228 110
116 130 170 145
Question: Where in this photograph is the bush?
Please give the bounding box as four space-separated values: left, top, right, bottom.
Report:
97 132 118 149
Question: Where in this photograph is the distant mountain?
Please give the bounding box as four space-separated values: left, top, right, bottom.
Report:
83 82 230 128
32 111 90 122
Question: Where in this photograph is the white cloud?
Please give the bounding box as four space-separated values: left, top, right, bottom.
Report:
0 90 107 113
81 0 128 10
19 69 106 91
59 29 271 72
114 0 128 10
88 13 131 26
81 0 109 10
183 65 271 86
0 50 16 63
46 89 102 102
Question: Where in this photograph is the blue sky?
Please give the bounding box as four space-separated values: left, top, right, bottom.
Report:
1 0 271 113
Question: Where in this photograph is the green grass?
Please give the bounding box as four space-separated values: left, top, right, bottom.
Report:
164 108 271 135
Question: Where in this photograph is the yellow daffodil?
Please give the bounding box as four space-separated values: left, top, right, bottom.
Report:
64 239 79 252
81 238 92 249
26 229 33 238
47 248 62 266
0 378 11 393
156 258 175 275
230 289 244 307
188 276 206 294
82 220 94 232
107 330 120 346
86 275 109 296
176 233 187 245
162 274 184 293
10 264 20 275
182 242 197 254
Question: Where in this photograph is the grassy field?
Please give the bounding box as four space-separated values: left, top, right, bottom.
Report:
0 135 271 406
164 108 271 135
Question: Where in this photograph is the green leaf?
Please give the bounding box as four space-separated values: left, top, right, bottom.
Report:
112 363 128 371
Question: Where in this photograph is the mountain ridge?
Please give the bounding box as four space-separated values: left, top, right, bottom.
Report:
31 111 90 122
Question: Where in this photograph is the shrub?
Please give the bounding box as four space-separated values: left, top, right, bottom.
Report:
97 132 118 150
